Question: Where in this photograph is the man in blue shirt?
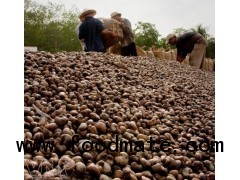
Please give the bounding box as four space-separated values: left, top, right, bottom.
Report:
79 9 119 52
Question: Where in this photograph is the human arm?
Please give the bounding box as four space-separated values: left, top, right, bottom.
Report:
95 19 121 38
101 29 122 38
176 44 187 63
176 50 187 63
176 55 185 63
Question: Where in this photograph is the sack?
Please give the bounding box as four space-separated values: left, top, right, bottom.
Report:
171 50 176 61
99 18 123 48
108 43 122 55
136 46 147 57
183 56 189 64
208 59 214 72
153 49 165 60
146 50 154 58
165 51 171 60
203 58 209 70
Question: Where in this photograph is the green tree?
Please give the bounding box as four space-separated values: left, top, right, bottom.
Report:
156 38 173 50
133 22 161 50
58 9 82 51
191 24 209 39
206 37 215 58
24 0 81 52
173 28 188 36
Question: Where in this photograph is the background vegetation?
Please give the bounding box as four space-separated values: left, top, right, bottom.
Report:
25 0 215 58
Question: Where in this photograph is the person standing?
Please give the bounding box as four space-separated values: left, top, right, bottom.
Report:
111 12 137 56
78 8 119 52
166 32 208 69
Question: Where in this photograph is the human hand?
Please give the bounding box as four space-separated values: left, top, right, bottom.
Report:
176 55 184 63
112 32 122 38
119 23 123 28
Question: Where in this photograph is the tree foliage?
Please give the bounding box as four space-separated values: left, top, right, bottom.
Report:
173 28 188 36
24 0 81 52
133 22 161 50
24 1 214 58
191 24 209 39
206 37 215 59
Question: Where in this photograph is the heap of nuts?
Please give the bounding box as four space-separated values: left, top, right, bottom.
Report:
24 51 215 180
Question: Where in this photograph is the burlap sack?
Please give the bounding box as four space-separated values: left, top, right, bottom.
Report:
147 50 155 58
108 43 122 55
153 49 165 60
183 55 189 64
136 46 147 57
98 18 123 49
203 58 209 71
171 50 176 61
165 51 171 60
173 48 177 58
208 59 214 72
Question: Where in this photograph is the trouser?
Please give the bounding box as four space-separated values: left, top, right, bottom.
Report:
122 43 137 56
189 43 207 69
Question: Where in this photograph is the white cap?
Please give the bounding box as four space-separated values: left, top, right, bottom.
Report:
166 33 176 44
111 12 121 18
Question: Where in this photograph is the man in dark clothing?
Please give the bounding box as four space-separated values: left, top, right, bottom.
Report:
166 32 208 69
78 9 119 52
111 12 137 56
